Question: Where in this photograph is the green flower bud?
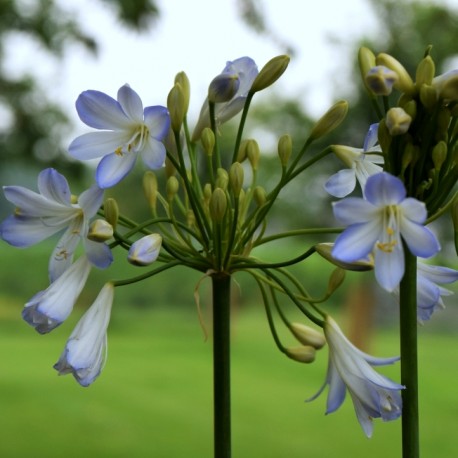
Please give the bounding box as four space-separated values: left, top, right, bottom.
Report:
326 268 346 295
452 198 458 256
419 84 438 110
377 119 391 152
432 141 447 171
315 243 374 271
416 55 435 88
250 55 290 93
285 346 316 363
290 323 326 349
365 66 399 96
309 100 348 141
87 219 114 242
358 46 376 92
401 143 418 175
209 187 227 223
208 73 240 103
166 175 180 201
103 197 119 230
385 107 412 136
174 71 190 114
165 157 176 179
277 134 292 166
402 99 417 121
203 183 213 205
246 139 261 170
253 186 266 207
229 162 244 198
143 171 158 209
201 127 215 156
236 139 249 163
167 83 186 132
376 53 415 94
215 168 229 190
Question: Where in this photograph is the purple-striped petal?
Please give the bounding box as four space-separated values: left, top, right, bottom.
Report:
364 172 406 206
374 244 404 292
141 137 166 169
117 84 144 121
332 198 379 225
69 131 131 160
84 239 113 269
325 169 357 197
96 151 137 189
144 106 171 139
400 219 440 258
78 185 104 218
37 168 71 205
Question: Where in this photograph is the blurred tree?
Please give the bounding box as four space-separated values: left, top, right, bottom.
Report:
0 0 159 179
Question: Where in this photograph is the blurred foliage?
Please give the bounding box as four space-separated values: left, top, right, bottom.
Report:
0 0 159 179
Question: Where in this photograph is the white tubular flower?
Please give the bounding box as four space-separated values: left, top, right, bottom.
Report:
128 234 162 266
54 283 114 387
22 256 91 334
308 315 404 438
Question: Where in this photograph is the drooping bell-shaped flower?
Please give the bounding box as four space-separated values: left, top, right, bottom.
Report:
325 123 383 198
69 84 170 188
332 172 440 292
308 315 404 437
54 283 114 387
0 168 112 281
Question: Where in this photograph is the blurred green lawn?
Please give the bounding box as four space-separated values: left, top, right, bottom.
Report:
1 243 457 457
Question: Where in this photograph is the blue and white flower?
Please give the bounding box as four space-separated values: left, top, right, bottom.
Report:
0 168 112 281
69 84 170 188
54 283 114 387
308 315 404 437
325 123 383 198
332 172 440 292
192 57 258 141
128 233 162 266
22 256 91 333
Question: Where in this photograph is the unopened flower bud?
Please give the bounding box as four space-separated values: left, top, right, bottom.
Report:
104 197 119 230
432 141 447 171
365 66 399 96
215 168 229 190
309 100 348 141
229 162 244 197
208 73 240 103
376 53 415 94
246 139 261 170
167 83 186 132
253 186 266 207
419 84 438 110
402 99 417 121
165 157 176 179
166 175 179 201
377 119 391 152
452 198 458 256
143 171 158 209
285 346 316 363
326 268 345 295
385 107 412 136
128 234 162 266
401 143 418 174
250 55 290 93
209 187 227 222
87 219 114 242
416 55 435 88
290 323 326 349
174 71 190 114
203 183 212 205
277 134 292 166
432 69 458 102
315 243 374 271
236 139 249 162
358 46 376 91
201 127 215 156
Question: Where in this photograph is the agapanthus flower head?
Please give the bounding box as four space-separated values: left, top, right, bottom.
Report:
0 168 112 281
393 260 458 322
332 172 440 292
325 123 384 198
192 57 258 141
54 283 114 387
308 315 404 437
22 255 91 334
69 84 170 188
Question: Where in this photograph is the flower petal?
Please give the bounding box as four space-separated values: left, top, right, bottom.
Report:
418 263 458 284
84 239 113 269
141 137 166 169
95 151 137 189
374 244 404 292
324 169 356 197
78 185 104 218
363 123 379 151
364 172 406 206
117 84 144 121
37 168 72 205
400 219 440 258
69 131 131 160
332 198 378 225
400 198 427 224
76 90 129 129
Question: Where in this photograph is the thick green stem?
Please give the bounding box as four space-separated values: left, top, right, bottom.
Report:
212 273 231 458
400 245 419 458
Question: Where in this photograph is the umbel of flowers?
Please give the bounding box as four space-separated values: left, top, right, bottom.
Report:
0 48 457 456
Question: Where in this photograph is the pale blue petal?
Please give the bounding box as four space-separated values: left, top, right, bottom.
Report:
325 361 347 414
76 90 129 129
144 106 170 140
418 263 458 284
141 136 166 169
78 185 104 218
49 223 82 281
1 215 63 247
374 244 404 292
37 168 71 205
69 131 131 160
96 151 137 188
349 394 374 438
400 219 440 258
217 97 246 124
417 276 440 309
332 198 379 225
332 220 380 262
364 172 406 206
400 198 427 224
84 239 113 269
117 84 144 121
324 169 356 197
228 56 258 94
363 123 379 151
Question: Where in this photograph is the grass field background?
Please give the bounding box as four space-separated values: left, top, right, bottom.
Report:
1 241 457 457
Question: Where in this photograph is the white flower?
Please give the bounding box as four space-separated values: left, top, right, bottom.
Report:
54 283 114 387
308 315 404 437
